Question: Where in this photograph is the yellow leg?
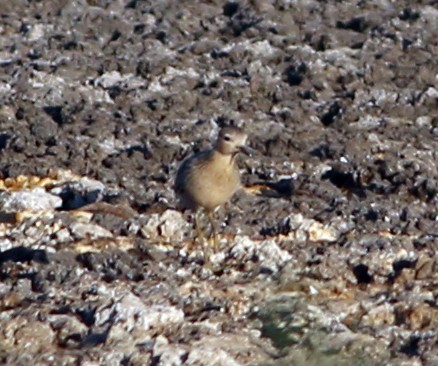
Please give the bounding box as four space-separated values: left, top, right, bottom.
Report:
194 209 212 262
194 209 206 246
207 211 219 252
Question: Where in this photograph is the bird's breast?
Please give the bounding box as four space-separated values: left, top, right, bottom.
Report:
176 151 241 211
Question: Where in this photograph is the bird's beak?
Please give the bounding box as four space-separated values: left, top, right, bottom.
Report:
239 145 256 157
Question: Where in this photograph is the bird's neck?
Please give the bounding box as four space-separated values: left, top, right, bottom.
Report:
214 150 237 167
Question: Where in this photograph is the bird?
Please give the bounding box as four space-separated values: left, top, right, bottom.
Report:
174 126 250 251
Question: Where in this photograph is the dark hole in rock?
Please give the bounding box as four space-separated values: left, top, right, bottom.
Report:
353 264 373 283
43 105 67 125
28 49 41 60
0 247 49 265
80 331 108 348
146 99 158 110
201 87 212 96
121 356 131 366
19 23 31 34
399 8 420 21
307 257 322 266
51 304 72 314
321 168 366 198
127 272 145 282
209 80 219 88
283 63 306 86
394 306 407 326
58 186 102 211
409 179 436 202
259 267 274 275
352 264 373 284
133 24 145 34
110 30 122 42
125 0 138 9
320 101 342 126
76 253 99 271
402 38 413 50
76 306 96 327
15 107 25 119
31 274 46 292
351 41 364 49
309 143 334 160
46 136 57 147
221 69 243 78
256 178 294 198
400 207 409 221
392 259 416 273
211 49 229 59
150 355 161 366
226 8 262 37
156 30 167 43
399 336 420 357
223 1 239 17
215 115 235 128
65 333 82 343
102 272 118 282
0 133 11 150
336 17 368 33
387 258 417 282
314 34 329 51
202 302 222 312
50 34 64 42
63 40 78 50
136 60 151 77
364 209 379 221
298 89 314 99
272 178 294 197
268 26 278 34
108 85 123 99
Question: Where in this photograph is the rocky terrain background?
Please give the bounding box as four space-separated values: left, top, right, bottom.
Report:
0 0 437 365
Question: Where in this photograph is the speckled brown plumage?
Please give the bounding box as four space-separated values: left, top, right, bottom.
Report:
175 126 249 249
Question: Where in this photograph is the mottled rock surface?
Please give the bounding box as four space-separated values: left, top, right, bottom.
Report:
0 0 437 365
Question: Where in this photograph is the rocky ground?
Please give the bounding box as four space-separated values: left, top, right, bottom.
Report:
0 0 437 365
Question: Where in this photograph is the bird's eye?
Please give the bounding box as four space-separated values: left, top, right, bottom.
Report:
223 135 231 141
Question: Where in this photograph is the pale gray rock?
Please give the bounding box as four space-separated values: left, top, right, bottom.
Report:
0 188 62 212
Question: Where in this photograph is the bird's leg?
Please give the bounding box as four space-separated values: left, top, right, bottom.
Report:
194 209 206 246
195 209 211 262
207 210 219 251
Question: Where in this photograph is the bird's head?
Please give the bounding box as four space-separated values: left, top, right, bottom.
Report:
216 126 251 156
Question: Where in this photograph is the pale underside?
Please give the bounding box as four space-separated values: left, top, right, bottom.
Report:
175 149 241 212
